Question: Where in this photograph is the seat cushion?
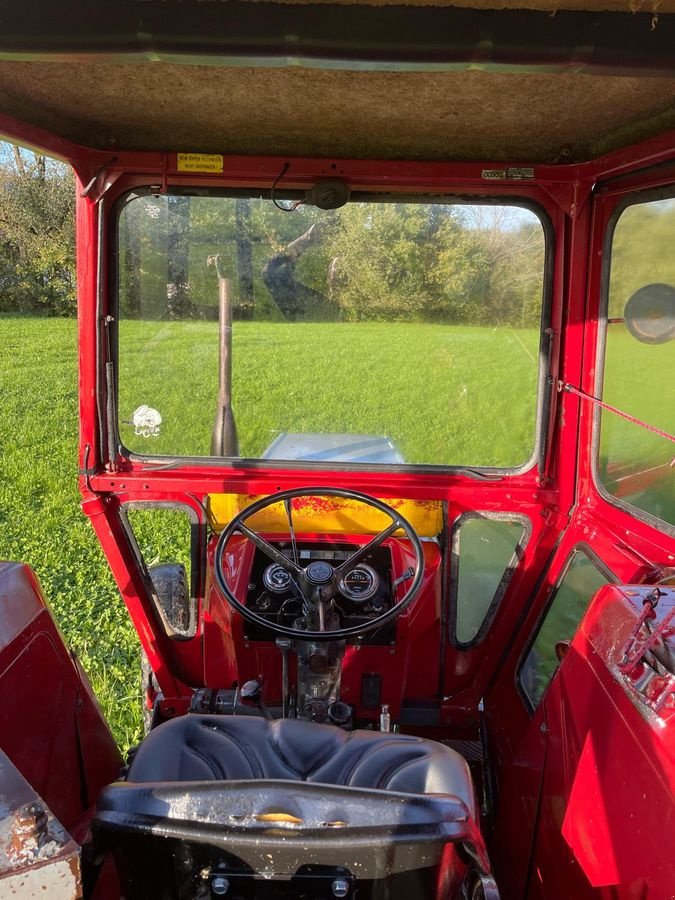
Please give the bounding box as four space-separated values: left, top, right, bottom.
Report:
127 715 476 817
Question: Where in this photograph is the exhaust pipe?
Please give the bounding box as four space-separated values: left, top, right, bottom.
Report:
208 255 239 457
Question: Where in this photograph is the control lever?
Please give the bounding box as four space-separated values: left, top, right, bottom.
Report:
240 677 273 720
276 637 292 718
392 567 414 590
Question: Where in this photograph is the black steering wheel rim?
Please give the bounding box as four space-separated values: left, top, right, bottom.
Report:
213 487 425 642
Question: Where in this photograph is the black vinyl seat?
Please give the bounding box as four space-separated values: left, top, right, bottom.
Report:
126 714 476 815
96 716 489 898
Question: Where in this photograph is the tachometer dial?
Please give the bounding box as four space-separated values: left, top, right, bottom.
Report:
339 564 379 603
262 564 293 594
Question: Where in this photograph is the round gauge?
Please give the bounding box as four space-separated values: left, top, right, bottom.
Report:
262 564 293 594
339 564 379 603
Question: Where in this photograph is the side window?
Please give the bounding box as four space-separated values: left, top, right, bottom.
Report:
597 195 675 528
452 514 529 645
124 505 201 638
520 549 612 709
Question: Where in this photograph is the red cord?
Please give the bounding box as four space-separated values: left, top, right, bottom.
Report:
560 381 675 445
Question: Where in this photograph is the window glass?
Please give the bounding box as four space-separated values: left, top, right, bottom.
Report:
453 515 528 644
125 506 192 573
598 197 675 527
520 550 611 709
125 505 197 637
116 194 546 468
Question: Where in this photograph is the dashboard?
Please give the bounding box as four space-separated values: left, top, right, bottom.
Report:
206 529 443 723
244 540 398 645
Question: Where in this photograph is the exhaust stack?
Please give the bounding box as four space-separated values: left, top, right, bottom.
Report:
208 255 239 457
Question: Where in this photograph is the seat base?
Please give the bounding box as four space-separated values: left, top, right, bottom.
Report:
96 779 487 899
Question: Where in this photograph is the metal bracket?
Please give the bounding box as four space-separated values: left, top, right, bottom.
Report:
619 587 670 672
80 159 122 203
540 179 593 219
619 586 675 717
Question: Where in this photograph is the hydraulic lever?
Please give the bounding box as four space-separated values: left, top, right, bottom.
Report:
240 677 273 720
276 638 292 718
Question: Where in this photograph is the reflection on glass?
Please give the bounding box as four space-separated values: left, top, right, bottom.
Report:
520 551 610 709
117 195 546 467
454 516 527 644
599 197 675 526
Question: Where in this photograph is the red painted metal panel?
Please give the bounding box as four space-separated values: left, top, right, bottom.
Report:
0 110 98 172
83 494 193 700
0 48 673 900
0 562 121 831
486 142 675 896
489 514 673 896
60 121 674 898
528 585 675 898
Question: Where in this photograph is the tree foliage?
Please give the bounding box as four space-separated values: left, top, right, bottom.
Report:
0 144 75 315
118 195 547 327
0 143 548 326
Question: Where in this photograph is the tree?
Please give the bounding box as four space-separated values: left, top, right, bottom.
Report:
327 203 483 322
0 143 76 315
460 206 545 326
166 195 192 318
119 197 142 316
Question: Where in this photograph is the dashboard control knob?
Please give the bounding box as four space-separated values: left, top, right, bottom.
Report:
240 678 262 703
305 560 334 585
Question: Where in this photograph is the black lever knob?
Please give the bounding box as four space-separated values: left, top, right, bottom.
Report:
240 677 273 721
328 701 352 729
240 678 262 703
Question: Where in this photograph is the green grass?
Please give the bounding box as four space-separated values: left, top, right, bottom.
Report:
0 318 143 752
0 316 672 755
118 320 541 467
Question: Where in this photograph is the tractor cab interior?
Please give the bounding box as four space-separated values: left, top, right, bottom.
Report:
0 3 674 899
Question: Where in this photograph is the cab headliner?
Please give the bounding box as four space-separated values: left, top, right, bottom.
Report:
0 1 674 163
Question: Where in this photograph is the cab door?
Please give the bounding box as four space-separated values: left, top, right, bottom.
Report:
489 152 675 900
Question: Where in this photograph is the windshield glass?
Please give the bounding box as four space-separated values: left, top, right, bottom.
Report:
116 193 546 468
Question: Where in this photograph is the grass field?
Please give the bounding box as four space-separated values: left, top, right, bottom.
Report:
0 316 673 753
118 319 541 466
1 318 144 750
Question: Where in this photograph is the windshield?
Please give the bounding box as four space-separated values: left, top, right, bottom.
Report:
116 193 547 468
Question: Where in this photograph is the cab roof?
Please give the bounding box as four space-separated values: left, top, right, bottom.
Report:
1 1 674 163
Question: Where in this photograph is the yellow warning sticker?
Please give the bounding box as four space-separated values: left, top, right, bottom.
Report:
177 153 224 174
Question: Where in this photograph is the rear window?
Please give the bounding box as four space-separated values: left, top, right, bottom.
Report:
115 193 547 468
597 195 675 529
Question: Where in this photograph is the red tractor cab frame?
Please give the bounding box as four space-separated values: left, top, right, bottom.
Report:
0 5 674 899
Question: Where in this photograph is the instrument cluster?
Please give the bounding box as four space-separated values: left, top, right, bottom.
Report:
244 541 396 644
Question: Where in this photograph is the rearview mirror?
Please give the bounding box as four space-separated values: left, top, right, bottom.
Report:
623 283 675 344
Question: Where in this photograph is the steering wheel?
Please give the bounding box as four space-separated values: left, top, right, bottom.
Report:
213 487 425 642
